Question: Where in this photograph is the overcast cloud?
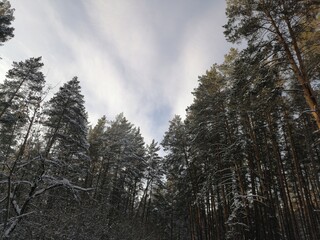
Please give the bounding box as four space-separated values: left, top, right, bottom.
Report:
0 0 232 144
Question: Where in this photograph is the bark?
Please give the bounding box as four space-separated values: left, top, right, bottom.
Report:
264 2 320 129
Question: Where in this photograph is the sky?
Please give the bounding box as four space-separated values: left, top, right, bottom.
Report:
0 0 233 144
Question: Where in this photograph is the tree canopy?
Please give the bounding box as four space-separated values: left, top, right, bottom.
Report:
1 0 320 239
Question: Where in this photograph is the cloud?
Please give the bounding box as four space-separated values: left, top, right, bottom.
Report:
0 0 232 145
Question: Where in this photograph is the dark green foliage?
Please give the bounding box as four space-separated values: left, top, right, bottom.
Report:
0 0 14 44
1 0 320 239
42 77 89 184
159 45 320 239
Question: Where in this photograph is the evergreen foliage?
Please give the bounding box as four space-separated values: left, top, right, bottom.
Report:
0 0 14 44
1 0 320 239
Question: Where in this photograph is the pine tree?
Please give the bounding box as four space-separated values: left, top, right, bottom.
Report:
224 0 320 129
43 77 89 182
0 0 14 45
0 57 46 239
161 115 194 239
104 114 146 216
87 115 107 190
137 140 163 231
13 77 92 239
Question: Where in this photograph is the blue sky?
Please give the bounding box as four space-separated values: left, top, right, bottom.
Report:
0 0 233 144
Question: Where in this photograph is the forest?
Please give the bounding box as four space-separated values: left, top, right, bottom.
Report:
0 0 319 239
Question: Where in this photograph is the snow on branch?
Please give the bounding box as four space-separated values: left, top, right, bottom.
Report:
2 212 35 238
31 176 93 199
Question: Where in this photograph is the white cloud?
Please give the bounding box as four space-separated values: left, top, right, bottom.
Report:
0 0 232 144
156 1 232 118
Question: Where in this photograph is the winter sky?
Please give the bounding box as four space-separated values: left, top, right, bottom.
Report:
0 0 233 144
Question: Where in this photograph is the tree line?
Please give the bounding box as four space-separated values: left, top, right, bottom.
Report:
0 0 319 239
